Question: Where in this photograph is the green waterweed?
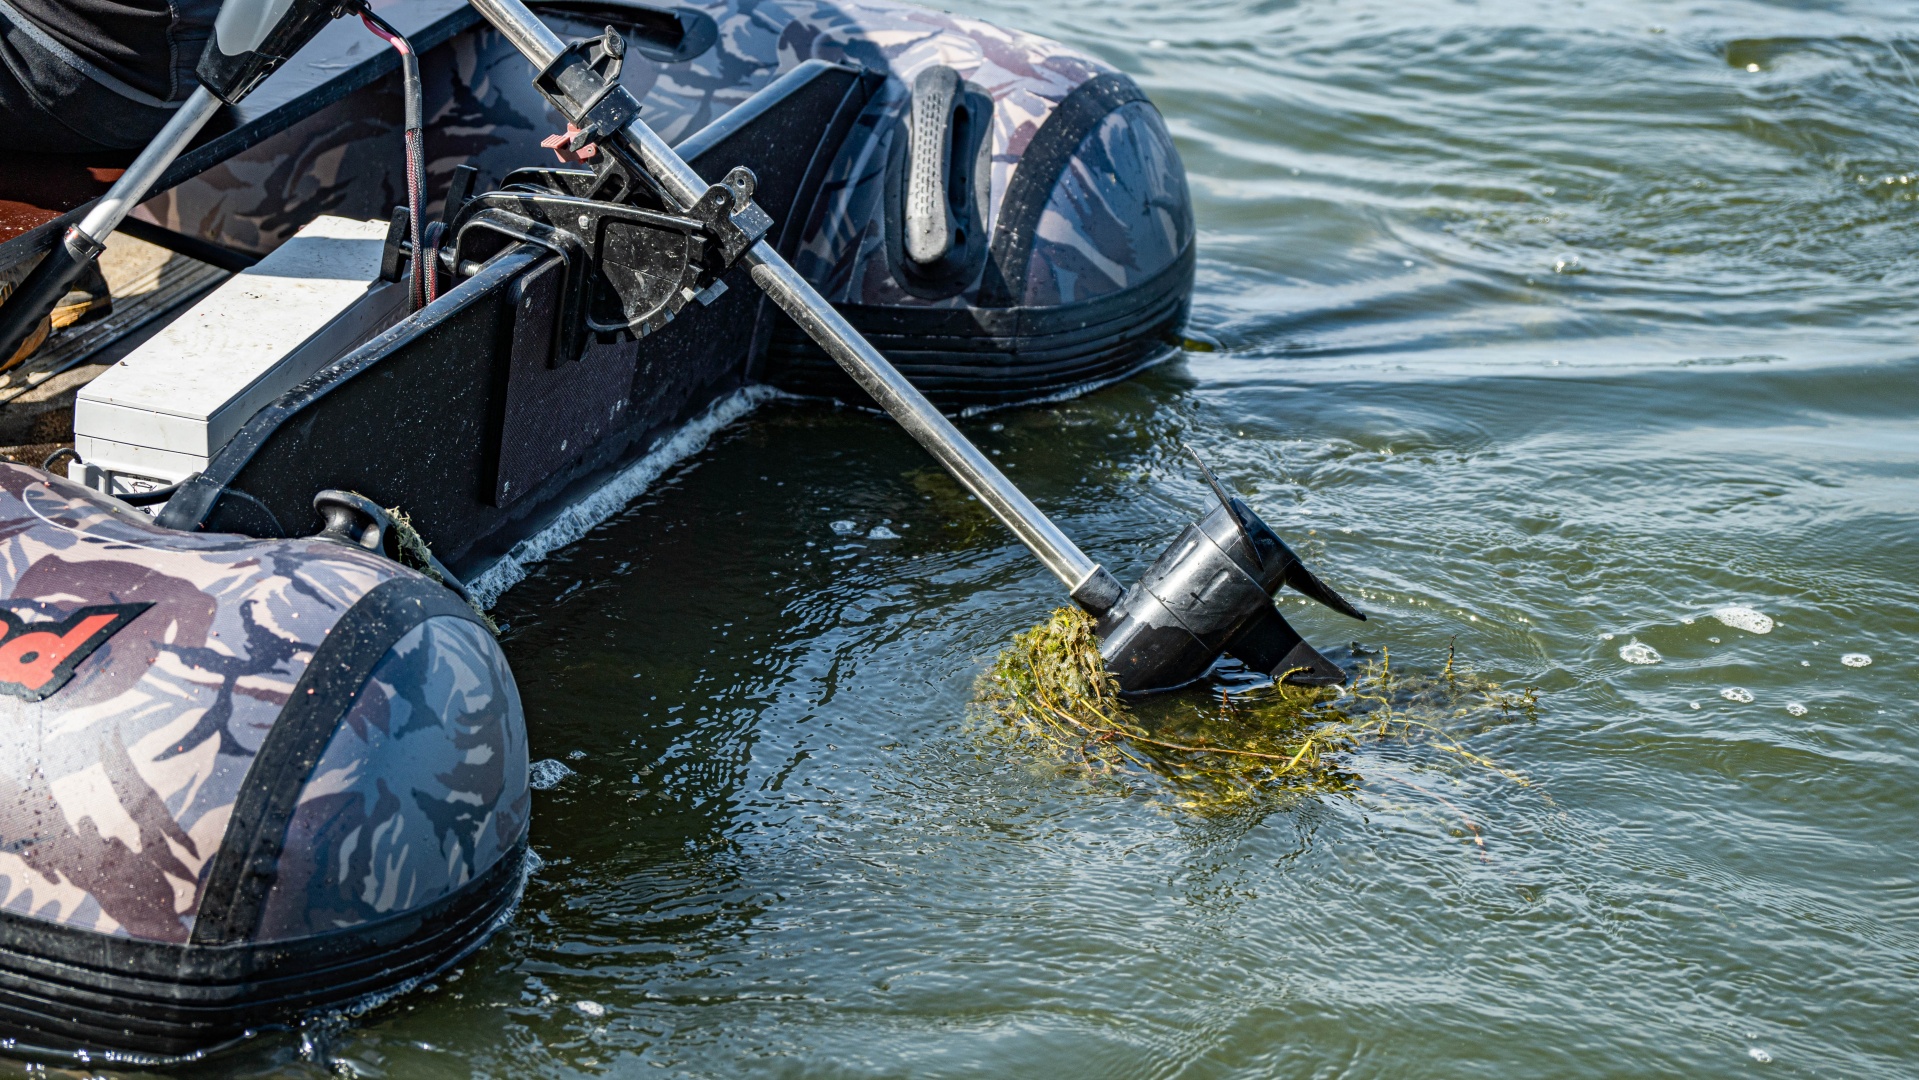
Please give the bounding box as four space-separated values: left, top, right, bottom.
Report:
973 607 1538 814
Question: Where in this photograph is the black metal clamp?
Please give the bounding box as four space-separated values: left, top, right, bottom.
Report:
410 26 779 365
529 26 771 259
534 26 634 153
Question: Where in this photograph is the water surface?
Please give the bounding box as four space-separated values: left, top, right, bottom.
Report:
224 0 1919 1075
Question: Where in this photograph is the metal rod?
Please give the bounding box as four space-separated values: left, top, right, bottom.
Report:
76 86 224 245
744 245 1098 591
465 0 1112 597
0 86 224 365
469 0 567 69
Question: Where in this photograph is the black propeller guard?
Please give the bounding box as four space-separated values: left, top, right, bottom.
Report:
1088 452 1365 693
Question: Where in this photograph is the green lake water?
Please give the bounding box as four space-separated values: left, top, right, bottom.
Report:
191 0 1919 1075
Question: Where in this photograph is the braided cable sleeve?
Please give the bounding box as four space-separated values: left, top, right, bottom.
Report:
363 11 428 311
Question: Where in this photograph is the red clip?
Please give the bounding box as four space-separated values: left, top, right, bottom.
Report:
540 125 599 164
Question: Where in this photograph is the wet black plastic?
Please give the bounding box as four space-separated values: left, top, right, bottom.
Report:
1095 498 1363 693
196 0 356 106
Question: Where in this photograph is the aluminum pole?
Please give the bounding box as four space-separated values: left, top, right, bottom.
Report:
0 86 225 365
76 86 225 246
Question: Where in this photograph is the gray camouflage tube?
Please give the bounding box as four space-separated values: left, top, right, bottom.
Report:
0 463 528 1060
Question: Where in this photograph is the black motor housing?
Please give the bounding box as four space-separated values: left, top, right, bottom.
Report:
1097 499 1358 693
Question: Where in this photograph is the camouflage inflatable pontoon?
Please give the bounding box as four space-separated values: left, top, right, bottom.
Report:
0 0 1193 1061
0 469 525 1059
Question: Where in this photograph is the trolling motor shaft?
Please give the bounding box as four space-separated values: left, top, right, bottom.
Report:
487 0 1372 691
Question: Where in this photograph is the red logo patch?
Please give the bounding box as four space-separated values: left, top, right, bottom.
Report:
0 604 150 701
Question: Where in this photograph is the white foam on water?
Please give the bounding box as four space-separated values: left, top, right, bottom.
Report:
576 1001 606 1018
468 386 783 608
528 759 575 790
1720 687 1755 704
830 519 859 535
1841 653 1872 668
866 525 899 540
1748 1048 1772 1063
1712 605 1774 634
1618 640 1661 665
1785 702 1807 717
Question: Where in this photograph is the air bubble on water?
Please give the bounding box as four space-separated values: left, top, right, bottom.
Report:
1553 254 1584 274
1720 687 1755 704
1600 632 1615 641
576 1000 606 1018
567 749 586 760
1402 259 1415 267
1681 616 1695 625
830 520 858 535
1841 653 1872 667
867 526 900 540
1800 660 1809 667
1745 63 1761 73
1748 1047 1771 1062
1690 702 1701 710
528 759 575 790
1708 636 1721 644
1148 38 1168 48
1785 702 1807 716
1712 606 1773 634
1619 640 1661 665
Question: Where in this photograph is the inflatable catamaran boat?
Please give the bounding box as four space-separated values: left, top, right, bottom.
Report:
0 0 1351 1061
0 0 1197 1058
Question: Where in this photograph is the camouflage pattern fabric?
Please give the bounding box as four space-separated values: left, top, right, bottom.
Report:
1018 101 1192 307
0 463 527 944
257 616 527 941
146 0 1186 311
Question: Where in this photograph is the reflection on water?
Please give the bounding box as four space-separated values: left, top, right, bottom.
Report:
185 0 1918 1076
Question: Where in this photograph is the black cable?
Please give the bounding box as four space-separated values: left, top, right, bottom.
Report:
360 7 432 309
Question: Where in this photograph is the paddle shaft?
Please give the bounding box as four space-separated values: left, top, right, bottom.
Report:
466 0 1120 604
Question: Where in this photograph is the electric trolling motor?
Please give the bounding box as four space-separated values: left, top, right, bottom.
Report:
0 0 1365 694
458 0 1365 692
0 0 360 365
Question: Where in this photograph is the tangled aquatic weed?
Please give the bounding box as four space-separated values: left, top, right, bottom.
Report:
382 502 499 632
972 607 1539 815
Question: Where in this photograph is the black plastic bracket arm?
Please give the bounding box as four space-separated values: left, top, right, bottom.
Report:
533 26 635 146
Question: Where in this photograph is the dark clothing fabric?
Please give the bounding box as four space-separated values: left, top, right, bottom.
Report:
9 0 213 101
0 0 217 153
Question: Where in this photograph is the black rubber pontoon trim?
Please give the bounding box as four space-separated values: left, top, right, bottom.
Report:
769 238 1193 407
0 838 524 1059
191 575 488 947
975 72 1150 309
